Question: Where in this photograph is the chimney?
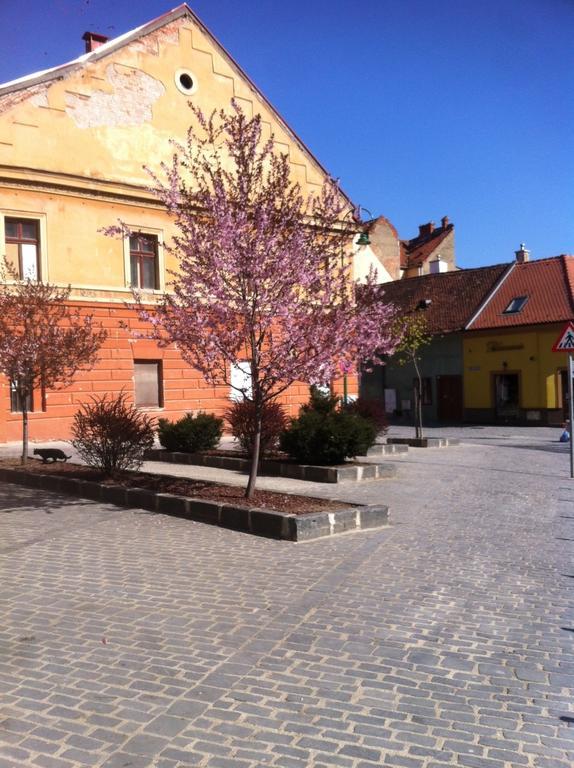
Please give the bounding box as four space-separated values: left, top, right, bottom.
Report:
429 254 448 274
418 221 435 238
82 31 109 53
514 243 530 263
441 216 449 229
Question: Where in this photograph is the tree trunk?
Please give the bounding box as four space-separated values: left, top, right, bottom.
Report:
21 405 29 465
245 401 262 499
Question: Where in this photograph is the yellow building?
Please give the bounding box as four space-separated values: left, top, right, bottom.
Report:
0 4 356 442
464 252 574 425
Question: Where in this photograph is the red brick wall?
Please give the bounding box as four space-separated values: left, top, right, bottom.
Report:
1 302 356 443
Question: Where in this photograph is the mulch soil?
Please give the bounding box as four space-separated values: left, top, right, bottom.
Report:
0 459 352 515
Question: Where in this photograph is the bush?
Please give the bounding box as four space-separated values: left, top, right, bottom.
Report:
342 397 388 434
225 399 288 457
280 409 376 465
71 392 156 476
157 412 223 453
301 386 340 415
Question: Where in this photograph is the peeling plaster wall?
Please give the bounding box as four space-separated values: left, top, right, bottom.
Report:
65 65 165 128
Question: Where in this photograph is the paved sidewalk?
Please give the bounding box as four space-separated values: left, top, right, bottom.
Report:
1 428 573 767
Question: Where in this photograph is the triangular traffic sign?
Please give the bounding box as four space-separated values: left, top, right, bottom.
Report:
552 321 574 352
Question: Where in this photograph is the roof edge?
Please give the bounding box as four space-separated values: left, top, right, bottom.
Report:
465 262 515 330
0 3 354 208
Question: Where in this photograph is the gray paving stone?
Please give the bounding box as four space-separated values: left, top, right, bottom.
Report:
0 426 572 768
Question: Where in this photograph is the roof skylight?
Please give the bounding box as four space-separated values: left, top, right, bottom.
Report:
503 295 528 314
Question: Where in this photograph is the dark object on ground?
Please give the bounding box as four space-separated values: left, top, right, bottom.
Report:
33 448 71 463
225 399 288 457
71 391 156 475
158 412 223 453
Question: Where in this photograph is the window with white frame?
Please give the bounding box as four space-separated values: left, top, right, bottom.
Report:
5 218 40 279
230 361 253 401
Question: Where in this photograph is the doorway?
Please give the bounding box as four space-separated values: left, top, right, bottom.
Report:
494 373 520 420
437 375 463 422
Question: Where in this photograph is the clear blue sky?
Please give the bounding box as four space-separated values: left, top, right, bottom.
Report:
1 0 573 268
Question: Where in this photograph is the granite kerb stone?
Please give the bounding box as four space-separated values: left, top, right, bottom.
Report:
386 437 460 448
144 449 395 483
0 466 390 542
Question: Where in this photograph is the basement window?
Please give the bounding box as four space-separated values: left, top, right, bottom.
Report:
503 295 528 314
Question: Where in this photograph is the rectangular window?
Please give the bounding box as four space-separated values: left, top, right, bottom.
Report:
503 295 528 314
5 218 40 279
230 360 253 401
134 360 163 408
10 379 33 413
413 377 432 406
130 234 158 289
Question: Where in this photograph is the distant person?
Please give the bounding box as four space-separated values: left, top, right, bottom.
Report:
560 419 570 442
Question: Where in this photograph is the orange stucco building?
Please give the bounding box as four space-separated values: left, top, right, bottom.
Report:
0 4 356 443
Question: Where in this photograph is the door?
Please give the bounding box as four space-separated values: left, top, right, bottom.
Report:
494 373 520 420
437 375 463 422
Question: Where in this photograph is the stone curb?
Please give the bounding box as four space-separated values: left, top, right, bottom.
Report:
386 437 460 448
364 443 409 456
144 449 397 483
0 467 390 542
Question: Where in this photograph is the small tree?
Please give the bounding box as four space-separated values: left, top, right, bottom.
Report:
393 312 431 439
121 102 398 497
0 262 107 462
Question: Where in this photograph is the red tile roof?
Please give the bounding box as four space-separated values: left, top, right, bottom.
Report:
377 264 509 335
468 256 574 330
401 222 454 269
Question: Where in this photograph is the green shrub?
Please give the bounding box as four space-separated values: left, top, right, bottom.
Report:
301 385 340 415
225 399 288 457
158 411 223 453
71 392 156 476
280 409 376 465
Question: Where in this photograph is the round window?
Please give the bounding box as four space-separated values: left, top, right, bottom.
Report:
175 68 198 96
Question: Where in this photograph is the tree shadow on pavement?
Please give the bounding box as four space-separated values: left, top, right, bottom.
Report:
0 484 96 514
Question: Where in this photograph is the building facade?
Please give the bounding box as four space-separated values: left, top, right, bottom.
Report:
464 254 574 425
0 4 356 442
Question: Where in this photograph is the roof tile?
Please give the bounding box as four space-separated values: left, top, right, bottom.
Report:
378 264 509 334
469 256 574 329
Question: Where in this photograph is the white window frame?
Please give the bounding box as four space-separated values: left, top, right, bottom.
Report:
0 210 48 281
122 225 165 293
230 360 253 401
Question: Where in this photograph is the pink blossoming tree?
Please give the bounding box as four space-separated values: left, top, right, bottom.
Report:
0 262 108 463
129 102 398 497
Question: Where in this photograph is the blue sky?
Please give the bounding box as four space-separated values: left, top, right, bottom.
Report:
1 0 573 268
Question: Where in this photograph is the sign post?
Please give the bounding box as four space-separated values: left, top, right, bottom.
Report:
552 322 574 479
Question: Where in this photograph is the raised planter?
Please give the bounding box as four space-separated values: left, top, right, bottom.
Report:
363 443 408 457
144 449 397 483
386 437 460 448
0 466 390 542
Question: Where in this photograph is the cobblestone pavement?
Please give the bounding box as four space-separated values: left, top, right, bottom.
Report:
1 428 573 767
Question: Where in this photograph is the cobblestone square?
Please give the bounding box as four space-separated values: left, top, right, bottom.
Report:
1 427 573 767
